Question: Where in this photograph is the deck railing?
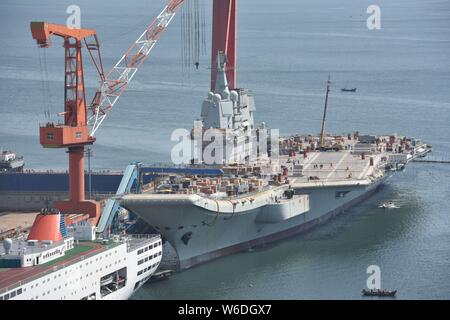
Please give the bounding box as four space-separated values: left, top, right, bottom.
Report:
126 234 161 253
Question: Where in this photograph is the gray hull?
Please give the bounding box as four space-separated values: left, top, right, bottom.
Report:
0 159 24 171
121 178 385 270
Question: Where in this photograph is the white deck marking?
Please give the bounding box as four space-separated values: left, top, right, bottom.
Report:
358 162 371 179
357 156 379 179
326 152 350 180
302 152 320 170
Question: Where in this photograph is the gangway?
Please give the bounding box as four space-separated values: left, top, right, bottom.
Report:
96 162 141 235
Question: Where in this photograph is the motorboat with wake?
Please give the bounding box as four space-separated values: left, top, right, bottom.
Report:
378 201 400 209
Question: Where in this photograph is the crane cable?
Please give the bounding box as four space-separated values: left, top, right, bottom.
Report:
42 49 54 123
180 0 206 75
37 47 50 122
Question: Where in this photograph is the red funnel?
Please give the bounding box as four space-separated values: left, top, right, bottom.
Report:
28 214 63 242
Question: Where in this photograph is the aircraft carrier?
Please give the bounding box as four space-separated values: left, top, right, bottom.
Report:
120 56 431 270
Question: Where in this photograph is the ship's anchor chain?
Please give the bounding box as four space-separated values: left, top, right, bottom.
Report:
202 200 220 227
223 200 238 221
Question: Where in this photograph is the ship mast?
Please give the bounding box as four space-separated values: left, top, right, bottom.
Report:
320 75 331 148
210 0 237 91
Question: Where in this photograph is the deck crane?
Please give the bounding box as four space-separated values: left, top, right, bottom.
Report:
30 0 237 227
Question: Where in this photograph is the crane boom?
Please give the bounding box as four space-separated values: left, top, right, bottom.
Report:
88 0 185 137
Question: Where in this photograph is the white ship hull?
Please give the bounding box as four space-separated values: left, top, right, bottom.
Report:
1 236 162 300
122 177 385 270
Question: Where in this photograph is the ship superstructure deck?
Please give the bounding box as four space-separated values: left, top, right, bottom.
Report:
0 240 106 294
0 234 162 300
280 134 429 187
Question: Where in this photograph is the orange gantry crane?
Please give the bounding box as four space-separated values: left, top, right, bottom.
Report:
30 0 237 226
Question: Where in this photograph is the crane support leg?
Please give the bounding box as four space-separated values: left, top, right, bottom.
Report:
211 0 237 91
54 146 100 224
69 146 85 203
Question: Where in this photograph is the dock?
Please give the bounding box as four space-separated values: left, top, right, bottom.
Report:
413 159 450 164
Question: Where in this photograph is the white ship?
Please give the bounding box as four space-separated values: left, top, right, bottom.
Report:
0 213 162 300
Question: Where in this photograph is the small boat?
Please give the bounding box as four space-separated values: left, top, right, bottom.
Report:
378 201 399 209
341 87 357 92
362 289 397 297
0 149 25 172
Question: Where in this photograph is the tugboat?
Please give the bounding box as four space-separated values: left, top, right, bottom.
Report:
0 149 24 172
362 289 397 297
